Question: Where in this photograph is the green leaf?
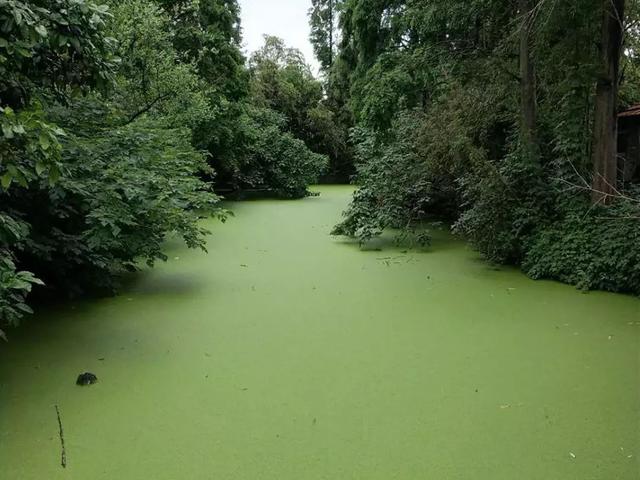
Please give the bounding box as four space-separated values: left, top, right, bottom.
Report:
35 160 46 176
13 9 23 26
16 303 34 314
35 25 47 37
0 329 7 342
2 123 14 139
48 167 60 185
1 172 13 189
38 132 51 150
15 47 32 58
0 38 8 48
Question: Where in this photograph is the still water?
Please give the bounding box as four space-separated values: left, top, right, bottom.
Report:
1 186 638 479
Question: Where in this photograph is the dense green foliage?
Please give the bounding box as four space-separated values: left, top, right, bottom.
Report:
309 0 340 73
248 36 341 182
0 0 226 337
186 34 331 197
236 106 328 198
0 1 332 336
3 0 638 339
327 0 640 294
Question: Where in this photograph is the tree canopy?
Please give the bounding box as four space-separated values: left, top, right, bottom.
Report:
327 0 640 294
0 0 331 337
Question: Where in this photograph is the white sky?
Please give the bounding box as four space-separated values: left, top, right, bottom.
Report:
238 0 320 74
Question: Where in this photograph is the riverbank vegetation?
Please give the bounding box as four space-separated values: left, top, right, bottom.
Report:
1 0 640 338
0 0 331 337
318 0 640 294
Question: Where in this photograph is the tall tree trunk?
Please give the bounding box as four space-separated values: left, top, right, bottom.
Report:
519 0 537 151
591 0 625 203
329 0 334 69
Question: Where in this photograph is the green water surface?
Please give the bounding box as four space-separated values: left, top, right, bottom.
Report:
1 185 639 479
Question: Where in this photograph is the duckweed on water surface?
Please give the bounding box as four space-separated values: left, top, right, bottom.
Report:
0 186 638 479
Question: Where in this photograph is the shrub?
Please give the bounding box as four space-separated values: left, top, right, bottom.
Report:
234 106 329 199
2 120 224 298
523 198 640 294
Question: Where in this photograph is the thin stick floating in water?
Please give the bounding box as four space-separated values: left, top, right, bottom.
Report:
54 405 67 468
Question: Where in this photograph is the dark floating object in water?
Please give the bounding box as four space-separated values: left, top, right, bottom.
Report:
76 372 98 386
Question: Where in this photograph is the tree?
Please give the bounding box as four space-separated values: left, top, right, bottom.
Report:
0 0 225 336
591 0 626 203
159 0 247 100
328 0 640 294
249 36 324 140
1 0 115 335
518 0 537 150
309 0 341 73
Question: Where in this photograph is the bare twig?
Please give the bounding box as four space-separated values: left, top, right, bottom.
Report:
54 405 67 469
555 160 640 221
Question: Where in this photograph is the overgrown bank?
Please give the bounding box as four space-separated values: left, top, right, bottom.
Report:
312 0 640 294
0 1 339 337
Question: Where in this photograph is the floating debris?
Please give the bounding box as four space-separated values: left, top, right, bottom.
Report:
76 372 98 386
54 405 67 468
569 452 576 459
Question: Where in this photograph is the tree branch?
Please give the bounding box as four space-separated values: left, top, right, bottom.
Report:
122 93 172 126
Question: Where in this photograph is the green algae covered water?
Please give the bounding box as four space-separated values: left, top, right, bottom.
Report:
1 185 639 479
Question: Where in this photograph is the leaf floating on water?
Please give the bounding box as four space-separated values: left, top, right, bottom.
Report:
569 452 576 459
240 264 248 268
